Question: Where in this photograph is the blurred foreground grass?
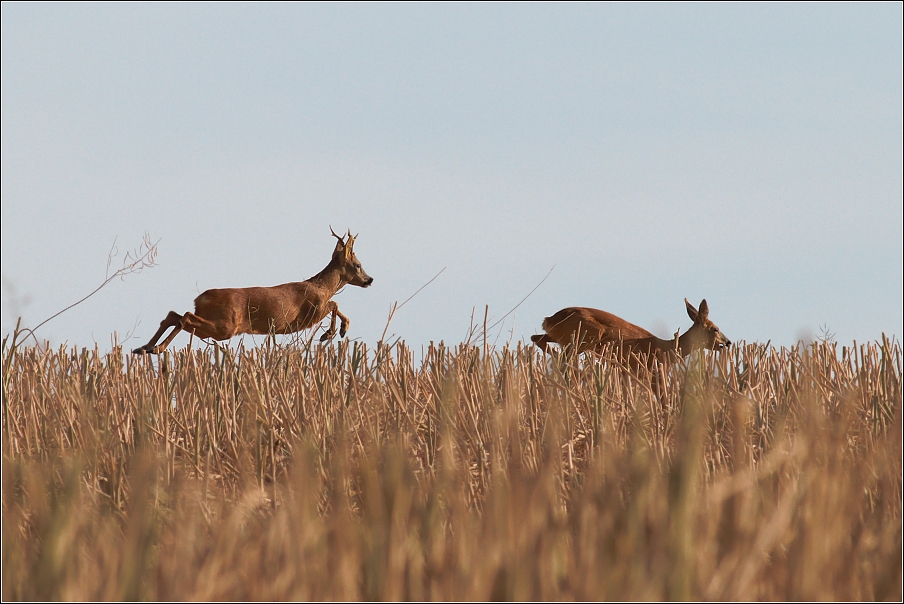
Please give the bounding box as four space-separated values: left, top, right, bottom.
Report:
2 337 901 600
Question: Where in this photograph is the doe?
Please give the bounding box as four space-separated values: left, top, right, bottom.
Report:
530 298 730 364
132 228 373 354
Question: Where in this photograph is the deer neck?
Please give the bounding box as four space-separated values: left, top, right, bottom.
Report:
646 335 680 356
675 329 703 357
309 260 347 296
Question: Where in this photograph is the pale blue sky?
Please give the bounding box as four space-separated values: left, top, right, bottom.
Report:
2 3 902 351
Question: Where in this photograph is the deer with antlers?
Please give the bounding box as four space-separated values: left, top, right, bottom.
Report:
530 299 730 365
132 228 373 354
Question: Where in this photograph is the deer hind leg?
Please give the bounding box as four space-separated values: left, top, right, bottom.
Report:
319 302 351 341
132 311 184 354
132 311 234 354
178 311 236 341
153 311 234 352
531 334 554 353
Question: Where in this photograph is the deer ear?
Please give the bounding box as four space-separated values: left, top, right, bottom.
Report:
685 298 698 322
697 299 709 323
344 233 356 258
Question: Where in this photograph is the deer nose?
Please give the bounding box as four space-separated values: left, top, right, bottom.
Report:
364 276 374 287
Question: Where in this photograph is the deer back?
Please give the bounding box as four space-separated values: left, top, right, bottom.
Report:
541 307 655 353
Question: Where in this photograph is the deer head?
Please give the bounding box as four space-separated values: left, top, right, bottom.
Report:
330 227 373 288
682 298 731 351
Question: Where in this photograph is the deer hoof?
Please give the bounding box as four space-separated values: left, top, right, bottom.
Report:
320 331 333 342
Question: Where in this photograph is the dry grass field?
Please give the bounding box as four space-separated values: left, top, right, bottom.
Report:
2 334 901 600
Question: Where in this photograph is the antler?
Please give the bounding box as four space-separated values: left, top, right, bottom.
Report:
329 226 346 245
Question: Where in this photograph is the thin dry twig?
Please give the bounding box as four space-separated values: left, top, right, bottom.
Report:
13 234 159 347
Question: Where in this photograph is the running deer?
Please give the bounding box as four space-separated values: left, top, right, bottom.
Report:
132 228 373 354
530 299 730 364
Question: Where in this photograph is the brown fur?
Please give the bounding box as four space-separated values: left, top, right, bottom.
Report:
531 299 730 365
132 229 373 354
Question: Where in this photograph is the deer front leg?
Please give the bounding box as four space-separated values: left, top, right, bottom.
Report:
319 302 351 341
